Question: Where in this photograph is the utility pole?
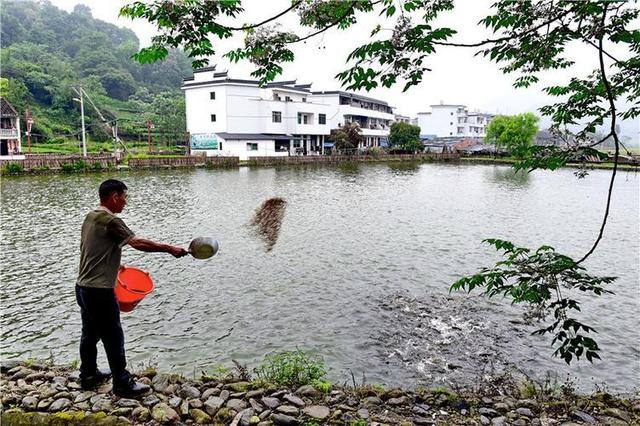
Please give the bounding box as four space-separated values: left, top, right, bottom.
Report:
146 120 153 153
112 119 118 155
25 109 34 154
72 87 87 157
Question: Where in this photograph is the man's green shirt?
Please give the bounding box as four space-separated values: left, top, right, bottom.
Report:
77 207 134 289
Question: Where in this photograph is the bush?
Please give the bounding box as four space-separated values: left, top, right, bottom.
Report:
60 163 75 172
255 349 327 388
3 162 24 174
74 160 87 171
91 162 103 171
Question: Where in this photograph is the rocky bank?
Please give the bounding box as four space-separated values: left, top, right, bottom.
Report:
1 360 638 425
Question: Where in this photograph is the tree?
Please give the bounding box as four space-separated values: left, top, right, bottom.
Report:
485 113 539 158
123 0 639 364
389 121 422 153
329 122 363 154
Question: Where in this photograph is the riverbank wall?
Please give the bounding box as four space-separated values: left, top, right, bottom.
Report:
243 153 460 166
1 360 638 425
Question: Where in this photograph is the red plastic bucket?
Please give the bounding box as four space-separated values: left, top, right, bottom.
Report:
115 267 154 312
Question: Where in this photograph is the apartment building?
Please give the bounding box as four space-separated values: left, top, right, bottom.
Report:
416 103 494 139
181 68 395 159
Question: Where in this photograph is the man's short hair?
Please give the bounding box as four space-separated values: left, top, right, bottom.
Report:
99 179 127 201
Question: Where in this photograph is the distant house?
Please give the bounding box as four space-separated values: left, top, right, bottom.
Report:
416 102 494 139
0 97 22 157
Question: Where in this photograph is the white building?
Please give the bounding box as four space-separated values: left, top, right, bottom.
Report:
181 68 395 159
0 97 23 158
416 103 494 139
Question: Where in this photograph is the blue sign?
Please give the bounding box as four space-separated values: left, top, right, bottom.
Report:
190 133 218 149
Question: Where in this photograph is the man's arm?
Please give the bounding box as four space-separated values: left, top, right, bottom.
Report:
127 237 188 258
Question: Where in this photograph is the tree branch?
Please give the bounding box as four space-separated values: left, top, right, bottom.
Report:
576 5 619 265
223 1 303 31
288 4 356 44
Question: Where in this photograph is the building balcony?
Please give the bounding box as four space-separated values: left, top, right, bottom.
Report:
0 128 19 139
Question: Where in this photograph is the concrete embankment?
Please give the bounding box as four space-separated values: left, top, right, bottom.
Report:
1 360 638 425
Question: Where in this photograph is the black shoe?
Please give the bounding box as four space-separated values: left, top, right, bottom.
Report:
80 368 112 390
113 378 150 398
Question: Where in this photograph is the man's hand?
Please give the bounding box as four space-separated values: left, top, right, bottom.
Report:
168 246 189 258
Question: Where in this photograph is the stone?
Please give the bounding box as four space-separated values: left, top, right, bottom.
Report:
531 419 541 426
603 408 631 422
21 395 38 410
571 410 596 423
190 408 212 424
53 391 72 400
227 398 248 411
284 393 305 407
357 408 369 419
189 398 203 409
516 407 535 417
168 396 182 408
25 372 46 382
74 402 90 411
296 385 321 398
479 407 499 417
38 385 58 399
271 413 299 425
52 376 67 385
494 402 510 413
142 394 161 407
239 408 255 426
202 387 220 400
387 396 408 405
132 406 151 422
49 398 72 411
231 391 247 399
151 402 180 423
412 417 433 425
110 408 133 417
599 416 629 426
480 415 491 425
220 389 231 401
277 405 300 415
164 383 180 395
261 396 281 409
179 398 190 416
303 405 330 420
413 403 431 416
247 389 265 399
249 415 261 425
37 398 53 410
0 359 21 372
92 397 114 412
204 396 225 415
229 381 252 392
152 373 171 393
362 396 383 406
11 367 34 381
180 385 201 399
491 416 506 426
259 409 272 420
249 398 263 411
512 420 527 426
74 391 95 403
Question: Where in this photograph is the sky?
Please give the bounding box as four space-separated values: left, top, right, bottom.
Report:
48 0 638 141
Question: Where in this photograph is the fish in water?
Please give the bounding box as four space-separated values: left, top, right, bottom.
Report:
250 197 287 252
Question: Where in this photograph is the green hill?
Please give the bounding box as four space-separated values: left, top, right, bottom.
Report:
1 1 192 151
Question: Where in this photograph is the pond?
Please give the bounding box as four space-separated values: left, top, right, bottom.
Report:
1 163 638 392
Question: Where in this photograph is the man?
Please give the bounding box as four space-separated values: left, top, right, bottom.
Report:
76 179 188 397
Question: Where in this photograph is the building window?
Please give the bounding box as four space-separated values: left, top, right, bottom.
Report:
211 114 216 122
219 142 222 150
247 143 258 151
272 111 282 123
319 114 326 125
302 97 307 102
285 96 292 102
450 122 453 125
297 113 308 124
450 112 453 115
210 92 215 100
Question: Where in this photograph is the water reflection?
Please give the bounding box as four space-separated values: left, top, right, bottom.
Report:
488 165 531 188
387 161 421 174
336 161 360 175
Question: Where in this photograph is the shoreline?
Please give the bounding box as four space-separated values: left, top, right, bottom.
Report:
1 360 638 425
1 154 637 177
